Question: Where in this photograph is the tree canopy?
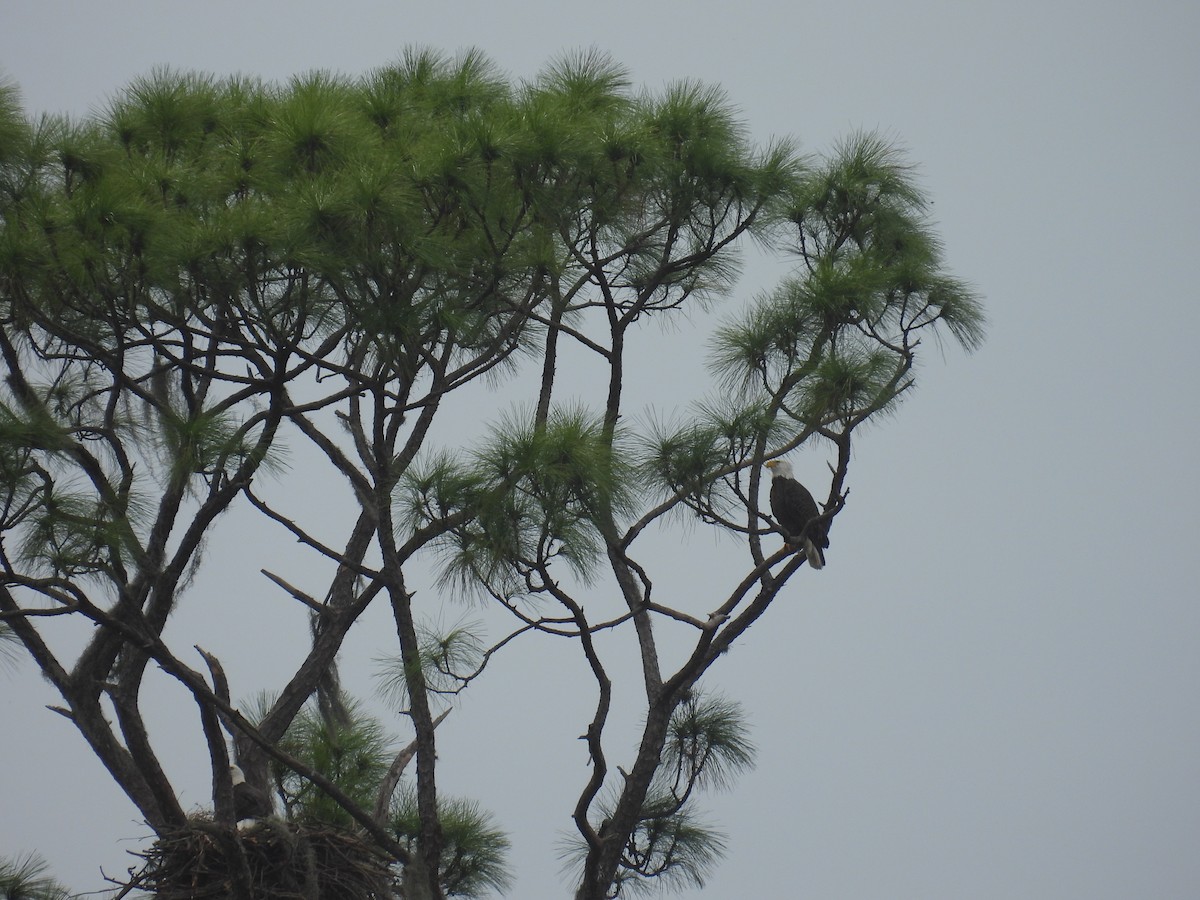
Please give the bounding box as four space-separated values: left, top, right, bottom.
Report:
0 49 983 899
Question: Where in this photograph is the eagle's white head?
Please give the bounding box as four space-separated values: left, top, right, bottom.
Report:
765 459 795 479
229 764 246 786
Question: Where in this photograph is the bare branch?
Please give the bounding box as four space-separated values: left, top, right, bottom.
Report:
260 569 324 613
373 708 451 825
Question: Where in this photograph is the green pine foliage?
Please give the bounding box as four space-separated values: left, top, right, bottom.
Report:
390 788 513 898
0 852 75 900
662 691 756 794
643 131 987 520
375 619 487 705
273 697 394 827
0 621 18 669
401 406 637 601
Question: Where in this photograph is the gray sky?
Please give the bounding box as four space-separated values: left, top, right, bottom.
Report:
2 1 1198 897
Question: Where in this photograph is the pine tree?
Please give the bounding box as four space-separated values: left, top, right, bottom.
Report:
0 51 983 899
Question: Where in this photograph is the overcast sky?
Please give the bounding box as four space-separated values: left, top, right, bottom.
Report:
2 1 1198 898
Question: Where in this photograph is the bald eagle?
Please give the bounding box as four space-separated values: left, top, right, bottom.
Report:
230 764 271 826
764 459 828 569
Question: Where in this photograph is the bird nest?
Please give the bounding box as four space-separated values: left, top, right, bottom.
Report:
128 818 396 900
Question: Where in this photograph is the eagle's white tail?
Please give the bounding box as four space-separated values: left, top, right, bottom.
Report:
803 538 824 570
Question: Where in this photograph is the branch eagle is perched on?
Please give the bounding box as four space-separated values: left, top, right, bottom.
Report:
764 459 829 569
